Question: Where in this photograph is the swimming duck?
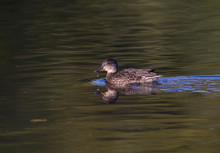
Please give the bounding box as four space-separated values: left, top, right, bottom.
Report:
95 58 162 86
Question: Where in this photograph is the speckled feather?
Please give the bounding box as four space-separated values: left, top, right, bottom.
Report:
107 68 160 85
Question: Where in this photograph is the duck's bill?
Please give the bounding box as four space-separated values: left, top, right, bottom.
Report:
94 67 104 72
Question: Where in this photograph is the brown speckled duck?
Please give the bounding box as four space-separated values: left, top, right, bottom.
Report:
95 58 162 86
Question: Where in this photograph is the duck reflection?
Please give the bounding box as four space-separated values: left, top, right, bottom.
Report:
95 82 159 104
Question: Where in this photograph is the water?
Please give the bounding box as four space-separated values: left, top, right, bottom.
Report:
92 75 220 103
0 0 220 153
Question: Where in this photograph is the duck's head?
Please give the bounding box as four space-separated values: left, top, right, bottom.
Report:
95 58 119 73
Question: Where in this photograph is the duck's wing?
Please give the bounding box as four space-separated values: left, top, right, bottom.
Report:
111 68 157 84
135 68 156 76
114 68 156 78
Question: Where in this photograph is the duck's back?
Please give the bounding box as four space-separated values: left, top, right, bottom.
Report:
108 68 160 85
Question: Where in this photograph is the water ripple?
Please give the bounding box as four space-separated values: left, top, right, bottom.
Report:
92 75 220 94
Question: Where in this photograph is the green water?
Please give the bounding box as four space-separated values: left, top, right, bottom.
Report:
0 0 220 153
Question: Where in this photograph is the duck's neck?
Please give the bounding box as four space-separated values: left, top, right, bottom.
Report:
106 72 117 81
106 67 118 82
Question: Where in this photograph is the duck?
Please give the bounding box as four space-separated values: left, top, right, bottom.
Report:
95 58 162 86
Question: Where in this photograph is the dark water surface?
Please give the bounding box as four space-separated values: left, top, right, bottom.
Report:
1 0 220 153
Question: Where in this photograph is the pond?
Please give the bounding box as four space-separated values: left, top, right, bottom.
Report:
0 0 220 153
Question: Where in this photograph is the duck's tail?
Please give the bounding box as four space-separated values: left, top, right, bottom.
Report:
148 68 156 72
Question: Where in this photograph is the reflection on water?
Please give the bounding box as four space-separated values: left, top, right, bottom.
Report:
92 75 220 103
95 82 158 104
158 75 220 93
1 0 220 153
